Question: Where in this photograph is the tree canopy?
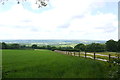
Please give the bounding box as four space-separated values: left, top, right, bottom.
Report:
86 43 105 52
118 39 120 52
106 39 117 52
1 42 7 49
31 44 38 49
74 43 86 51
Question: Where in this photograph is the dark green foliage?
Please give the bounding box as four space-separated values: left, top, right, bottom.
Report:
38 46 46 49
106 39 117 52
57 46 74 51
107 56 120 78
31 44 38 49
60 49 79 52
46 45 52 50
51 46 57 51
0 43 2 49
20 45 26 49
11 44 20 49
2 42 8 49
117 39 120 52
1 42 30 49
86 43 106 52
74 43 86 51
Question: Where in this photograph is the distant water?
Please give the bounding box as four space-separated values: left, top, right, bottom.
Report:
0 40 106 45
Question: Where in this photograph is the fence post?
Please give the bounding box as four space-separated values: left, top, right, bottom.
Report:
108 54 111 62
118 54 120 65
85 51 86 58
118 54 119 59
74 51 75 56
94 53 95 60
79 52 80 57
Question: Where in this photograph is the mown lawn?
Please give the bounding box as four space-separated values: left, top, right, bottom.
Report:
2 49 111 78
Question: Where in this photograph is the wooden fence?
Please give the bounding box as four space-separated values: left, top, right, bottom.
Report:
55 50 120 64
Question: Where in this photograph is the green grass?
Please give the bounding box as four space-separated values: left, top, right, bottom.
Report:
2 49 111 78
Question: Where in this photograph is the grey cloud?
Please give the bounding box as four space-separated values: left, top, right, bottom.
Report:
96 23 117 33
57 15 85 29
72 15 85 19
14 25 34 28
58 23 70 28
30 28 39 32
21 20 32 23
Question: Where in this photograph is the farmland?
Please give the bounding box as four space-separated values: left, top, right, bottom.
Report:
2 49 114 78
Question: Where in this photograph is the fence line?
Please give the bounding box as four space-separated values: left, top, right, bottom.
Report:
54 50 120 64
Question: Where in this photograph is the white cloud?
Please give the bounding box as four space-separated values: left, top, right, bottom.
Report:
0 0 118 40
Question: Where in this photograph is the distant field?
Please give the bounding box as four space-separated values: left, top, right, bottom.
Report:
2 49 111 78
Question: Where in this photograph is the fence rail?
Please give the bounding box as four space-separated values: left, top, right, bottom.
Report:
54 50 120 63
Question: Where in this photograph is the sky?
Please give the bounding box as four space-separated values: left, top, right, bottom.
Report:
0 0 119 40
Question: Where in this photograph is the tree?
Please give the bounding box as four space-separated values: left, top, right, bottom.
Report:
74 43 86 51
117 39 120 52
0 43 2 49
106 39 117 52
31 44 38 49
11 43 20 49
2 42 7 49
39 46 46 49
20 45 26 49
51 46 57 51
0 0 49 8
86 43 105 52
46 45 52 50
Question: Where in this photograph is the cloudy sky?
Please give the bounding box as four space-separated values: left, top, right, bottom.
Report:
0 0 118 40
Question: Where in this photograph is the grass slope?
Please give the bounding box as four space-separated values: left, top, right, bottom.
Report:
2 49 110 78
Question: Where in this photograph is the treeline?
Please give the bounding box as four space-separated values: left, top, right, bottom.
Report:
0 43 55 50
73 39 120 52
1 43 30 49
0 39 120 52
0 42 58 50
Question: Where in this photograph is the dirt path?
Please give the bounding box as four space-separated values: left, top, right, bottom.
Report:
54 50 118 62
85 53 118 58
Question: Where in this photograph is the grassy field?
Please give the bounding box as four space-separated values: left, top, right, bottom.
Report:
2 49 113 78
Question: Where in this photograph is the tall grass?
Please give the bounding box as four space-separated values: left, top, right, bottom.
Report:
2 50 110 78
